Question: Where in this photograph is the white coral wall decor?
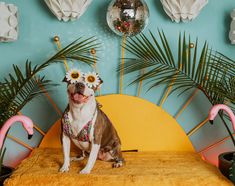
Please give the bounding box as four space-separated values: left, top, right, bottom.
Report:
0 2 18 42
229 9 235 44
44 0 92 22
160 0 208 23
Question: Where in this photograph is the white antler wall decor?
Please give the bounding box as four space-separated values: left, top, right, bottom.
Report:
229 9 235 44
0 2 18 42
44 0 92 22
160 0 208 23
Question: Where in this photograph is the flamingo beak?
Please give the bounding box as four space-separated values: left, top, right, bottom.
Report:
28 134 33 140
209 120 213 125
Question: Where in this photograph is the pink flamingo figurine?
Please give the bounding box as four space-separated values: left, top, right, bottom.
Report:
209 104 235 131
0 115 34 149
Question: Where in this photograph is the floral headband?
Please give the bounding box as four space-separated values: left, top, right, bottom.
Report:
64 68 102 89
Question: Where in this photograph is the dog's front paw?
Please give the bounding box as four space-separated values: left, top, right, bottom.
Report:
60 164 70 172
79 168 91 174
112 161 123 168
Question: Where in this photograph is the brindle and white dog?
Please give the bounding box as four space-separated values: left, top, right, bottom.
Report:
60 69 124 174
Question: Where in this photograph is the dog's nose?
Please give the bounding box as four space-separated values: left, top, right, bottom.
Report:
76 82 85 89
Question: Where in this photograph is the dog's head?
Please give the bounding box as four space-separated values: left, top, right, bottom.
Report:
63 68 103 104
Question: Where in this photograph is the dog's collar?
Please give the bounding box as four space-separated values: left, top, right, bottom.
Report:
62 107 97 142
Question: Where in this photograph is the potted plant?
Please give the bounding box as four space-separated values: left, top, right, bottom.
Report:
0 36 99 185
119 30 235 182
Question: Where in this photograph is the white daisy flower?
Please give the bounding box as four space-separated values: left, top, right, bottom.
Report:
84 72 100 88
65 68 83 84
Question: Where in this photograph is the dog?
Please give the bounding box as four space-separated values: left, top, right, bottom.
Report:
60 69 124 174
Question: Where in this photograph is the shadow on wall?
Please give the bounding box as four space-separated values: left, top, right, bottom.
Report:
153 0 169 21
224 12 232 44
95 0 117 36
35 0 55 19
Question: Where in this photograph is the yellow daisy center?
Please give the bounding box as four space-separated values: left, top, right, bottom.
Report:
71 72 79 79
87 75 95 83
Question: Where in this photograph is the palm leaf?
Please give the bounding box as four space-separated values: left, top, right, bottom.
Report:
0 63 56 125
31 36 100 75
118 30 230 111
206 52 235 113
119 30 235 147
120 31 212 93
210 52 235 77
0 36 100 127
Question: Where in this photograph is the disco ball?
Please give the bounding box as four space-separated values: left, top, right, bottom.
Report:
106 0 149 37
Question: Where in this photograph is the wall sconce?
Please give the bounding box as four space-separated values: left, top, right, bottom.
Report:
160 0 208 23
44 0 92 22
229 9 235 44
0 2 18 42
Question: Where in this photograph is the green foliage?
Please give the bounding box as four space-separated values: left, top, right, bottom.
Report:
120 30 234 114
0 62 56 127
209 52 235 107
0 36 100 128
0 36 100 171
119 30 235 146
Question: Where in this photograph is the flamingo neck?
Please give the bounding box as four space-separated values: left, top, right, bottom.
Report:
0 116 26 149
219 105 235 131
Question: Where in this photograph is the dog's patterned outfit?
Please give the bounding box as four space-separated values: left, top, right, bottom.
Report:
62 108 94 142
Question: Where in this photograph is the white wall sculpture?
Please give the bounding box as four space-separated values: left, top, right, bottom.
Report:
0 2 18 42
44 0 92 22
229 9 235 44
160 0 208 23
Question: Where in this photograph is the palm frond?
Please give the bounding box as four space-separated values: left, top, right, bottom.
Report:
0 36 100 127
0 62 56 125
205 52 235 113
31 36 100 75
119 30 231 112
119 31 213 94
210 52 235 77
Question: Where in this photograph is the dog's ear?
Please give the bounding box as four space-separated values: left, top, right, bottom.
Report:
93 78 103 92
97 78 103 90
99 78 103 85
62 76 67 83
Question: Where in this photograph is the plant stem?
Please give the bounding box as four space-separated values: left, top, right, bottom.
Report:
0 148 6 174
219 112 235 148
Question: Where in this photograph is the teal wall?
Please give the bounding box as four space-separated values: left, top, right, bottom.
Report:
1 0 235 167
